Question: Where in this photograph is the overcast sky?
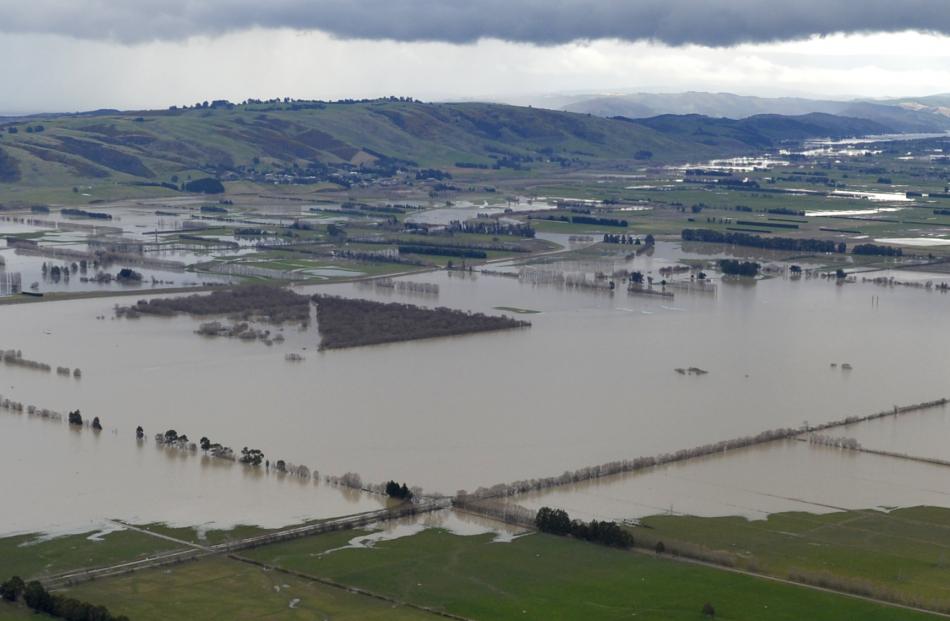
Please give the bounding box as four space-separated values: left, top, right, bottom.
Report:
1 1 949 113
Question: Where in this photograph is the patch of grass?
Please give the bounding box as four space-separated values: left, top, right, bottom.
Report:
0 529 182 580
0 601 55 620
62 557 434 621
243 528 940 620
636 506 950 610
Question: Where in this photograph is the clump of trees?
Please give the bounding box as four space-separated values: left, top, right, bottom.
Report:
535 507 634 548
67 410 83 426
312 295 530 350
385 480 413 500
327 472 363 490
602 233 643 245
852 243 903 257
155 429 197 452
445 219 535 238
682 229 844 254
117 284 311 324
718 260 760 277
809 434 860 449
184 178 225 194
5 577 129 621
196 321 275 344
239 447 264 466
0 575 24 601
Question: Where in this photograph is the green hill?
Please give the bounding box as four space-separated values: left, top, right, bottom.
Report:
0 100 903 202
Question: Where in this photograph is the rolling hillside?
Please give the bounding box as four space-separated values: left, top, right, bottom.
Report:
0 100 911 200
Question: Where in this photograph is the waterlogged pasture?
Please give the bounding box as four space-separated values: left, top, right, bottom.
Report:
1 241 949 533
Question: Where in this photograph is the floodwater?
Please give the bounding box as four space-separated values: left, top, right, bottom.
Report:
509 439 950 522
843 403 950 462
1 241 949 533
0 412 385 537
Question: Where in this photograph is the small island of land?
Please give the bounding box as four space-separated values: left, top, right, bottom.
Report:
312 294 530 350
115 284 311 324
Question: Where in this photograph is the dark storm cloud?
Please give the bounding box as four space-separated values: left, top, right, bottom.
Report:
1 0 948 46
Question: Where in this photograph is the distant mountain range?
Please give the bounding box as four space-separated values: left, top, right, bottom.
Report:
561 92 950 133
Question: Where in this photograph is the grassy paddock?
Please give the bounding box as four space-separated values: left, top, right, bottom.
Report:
242 527 940 620
0 529 182 580
635 506 950 611
61 556 434 621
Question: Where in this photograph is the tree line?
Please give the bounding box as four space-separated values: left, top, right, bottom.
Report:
2 576 128 621
466 398 948 502
682 229 844 254
852 243 903 257
535 507 634 548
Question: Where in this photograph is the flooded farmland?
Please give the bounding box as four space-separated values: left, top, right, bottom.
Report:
2 237 950 535
509 437 950 522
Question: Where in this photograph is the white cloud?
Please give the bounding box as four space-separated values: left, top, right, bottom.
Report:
1 30 949 113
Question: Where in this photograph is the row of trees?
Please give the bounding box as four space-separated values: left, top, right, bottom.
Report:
2 576 128 621
468 426 801 501
852 243 903 257
571 215 628 228
535 507 634 548
682 229 844 254
61 208 112 220
1 349 52 373
469 398 950 502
